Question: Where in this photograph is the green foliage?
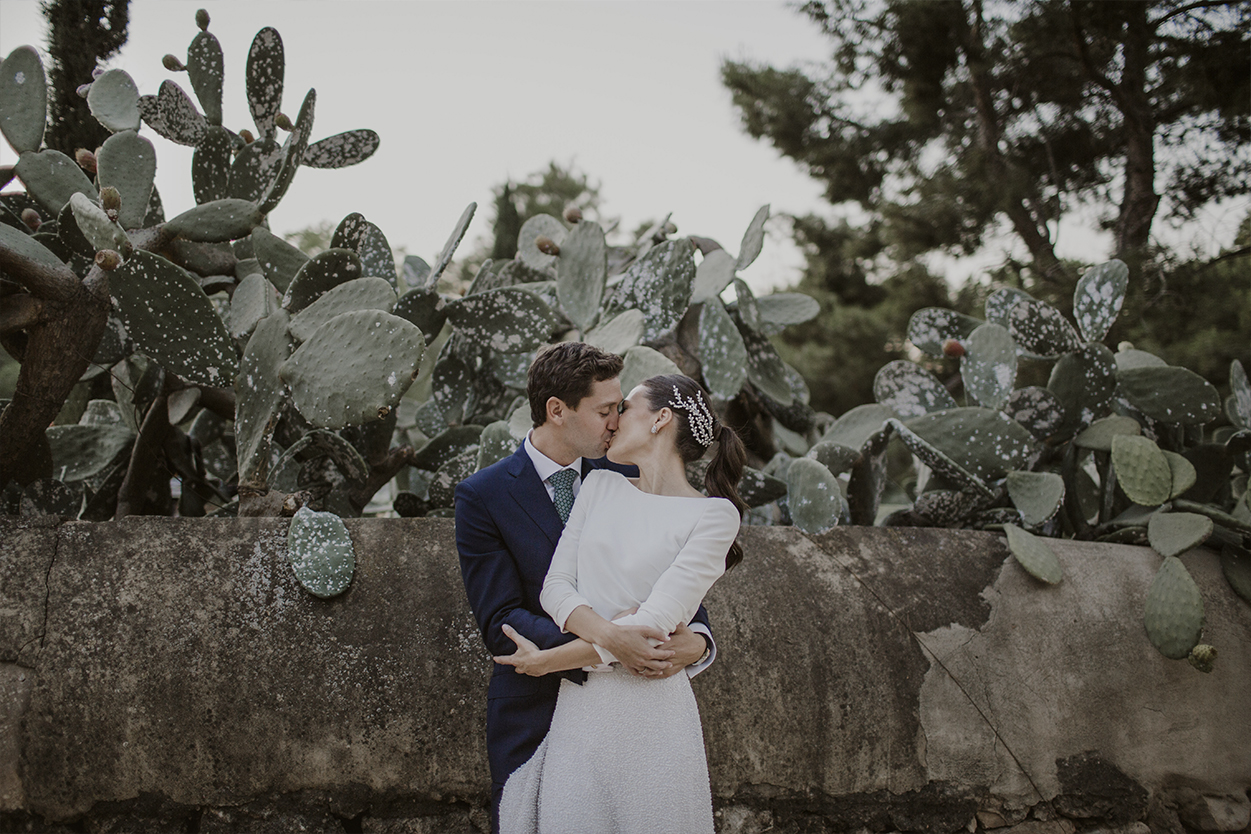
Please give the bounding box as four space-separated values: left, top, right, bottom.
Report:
287 506 355 598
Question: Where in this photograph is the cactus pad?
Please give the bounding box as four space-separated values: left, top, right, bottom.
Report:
584 309 644 355
1001 386 1065 440
46 424 134 482
192 125 233 205
1073 415 1141 451
982 287 1033 328
227 272 279 340
303 129 381 169
1008 298 1081 358
608 238 696 342
1111 434 1172 507
392 289 447 346
517 214 566 277
281 310 424 429
807 441 860 477
445 287 556 353
1229 360 1251 428
413 425 485 472
736 317 793 406
246 27 284 141
1007 470 1065 526
235 310 292 489
431 356 474 426
402 254 434 292
1 46 48 153
755 293 820 335
428 447 480 508
1048 342 1117 431
962 323 1017 409
907 307 983 356
87 68 141 133
1118 365 1222 426
282 248 363 312
97 130 157 229
1004 524 1063 584
893 407 1041 496
1148 511 1213 559
148 80 208 146
477 420 516 470
698 301 749 400
619 346 681 396
228 138 285 203
735 204 770 272
1221 544 1251 603
187 30 225 125
287 507 355 599
819 403 892 451
1072 259 1128 343
109 250 239 387
429 203 477 285
556 219 607 331
165 198 265 244
1143 555 1204 659
15 149 97 214
690 249 736 304
786 457 844 534
737 466 788 508
288 276 396 343
1162 451 1197 498
874 360 958 418
356 220 397 286
258 88 315 215
1114 347 1167 371
251 226 307 292
274 429 369 485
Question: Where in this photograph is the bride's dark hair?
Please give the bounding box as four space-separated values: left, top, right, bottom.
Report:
640 375 746 570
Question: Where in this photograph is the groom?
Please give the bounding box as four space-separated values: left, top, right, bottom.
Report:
454 342 715 831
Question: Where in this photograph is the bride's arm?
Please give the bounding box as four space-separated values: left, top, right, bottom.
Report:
493 625 603 677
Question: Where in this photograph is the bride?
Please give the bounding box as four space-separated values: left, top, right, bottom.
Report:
494 373 746 834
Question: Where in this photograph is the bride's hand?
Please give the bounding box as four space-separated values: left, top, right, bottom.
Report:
493 625 550 677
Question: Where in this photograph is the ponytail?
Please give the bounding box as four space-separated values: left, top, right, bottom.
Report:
705 424 746 569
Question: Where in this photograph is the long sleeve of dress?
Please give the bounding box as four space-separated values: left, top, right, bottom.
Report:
609 499 738 636
539 472 597 633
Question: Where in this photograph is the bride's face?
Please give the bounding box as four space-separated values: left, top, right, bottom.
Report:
605 385 656 464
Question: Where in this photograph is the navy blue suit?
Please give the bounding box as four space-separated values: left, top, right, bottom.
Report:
454 443 712 829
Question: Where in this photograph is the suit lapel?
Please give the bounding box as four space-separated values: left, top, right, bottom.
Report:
506 445 564 549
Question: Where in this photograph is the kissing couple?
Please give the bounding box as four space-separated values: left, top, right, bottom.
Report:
455 341 747 833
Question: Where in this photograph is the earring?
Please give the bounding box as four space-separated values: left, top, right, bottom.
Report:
651 424 659 434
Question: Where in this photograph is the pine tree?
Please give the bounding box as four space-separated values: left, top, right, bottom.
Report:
41 0 130 157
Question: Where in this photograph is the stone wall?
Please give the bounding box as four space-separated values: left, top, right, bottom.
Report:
1 516 1248 833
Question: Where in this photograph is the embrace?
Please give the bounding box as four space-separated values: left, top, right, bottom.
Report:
454 342 746 834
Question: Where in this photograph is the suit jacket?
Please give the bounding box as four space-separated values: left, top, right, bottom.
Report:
454 442 712 790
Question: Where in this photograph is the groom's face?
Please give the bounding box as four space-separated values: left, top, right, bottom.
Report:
562 377 624 459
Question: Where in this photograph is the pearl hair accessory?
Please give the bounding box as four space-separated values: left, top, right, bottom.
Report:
668 384 715 447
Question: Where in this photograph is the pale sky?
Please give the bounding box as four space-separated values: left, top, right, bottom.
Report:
2 1 1244 293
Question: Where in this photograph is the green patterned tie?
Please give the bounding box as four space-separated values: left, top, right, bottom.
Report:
549 469 578 525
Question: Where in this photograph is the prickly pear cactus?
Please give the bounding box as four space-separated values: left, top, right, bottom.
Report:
1003 524 1062 584
1143 555 1204 660
785 457 845 535
1111 435 1172 507
287 506 355 599
1147 512 1213 559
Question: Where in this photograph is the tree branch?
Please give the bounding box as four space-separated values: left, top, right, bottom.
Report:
115 389 171 519
0 243 81 302
349 445 419 513
1151 0 1231 29
0 294 47 334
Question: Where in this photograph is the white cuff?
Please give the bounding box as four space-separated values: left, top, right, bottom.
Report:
684 622 715 679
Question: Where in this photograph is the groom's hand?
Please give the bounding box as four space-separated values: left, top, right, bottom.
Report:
599 624 673 676
651 623 706 678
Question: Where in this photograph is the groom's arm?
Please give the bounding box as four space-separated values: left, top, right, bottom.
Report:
455 479 577 656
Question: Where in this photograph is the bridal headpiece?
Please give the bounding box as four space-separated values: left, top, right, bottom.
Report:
668 385 715 447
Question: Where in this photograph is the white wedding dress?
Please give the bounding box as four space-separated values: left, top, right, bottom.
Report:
499 469 741 834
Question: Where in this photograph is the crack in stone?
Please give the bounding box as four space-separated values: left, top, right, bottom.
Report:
16 521 60 668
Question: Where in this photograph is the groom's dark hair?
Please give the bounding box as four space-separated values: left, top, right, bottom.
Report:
528 342 624 427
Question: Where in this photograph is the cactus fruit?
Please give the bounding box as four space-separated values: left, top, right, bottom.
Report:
535 236 560 256
287 506 355 599
563 206 583 224
1117 365 1222 425
874 360 958 419
517 214 566 277
1 46 48 154
1147 511 1213 559
281 310 423 429
785 457 845 534
94 249 121 270
274 112 293 131
163 54 186 72
942 339 965 358
1143 555 1204 659
108 250 239 387
962 323 1017 409
1004 523 1062 584
1111 434 1172 507
195 8 210 30
556 219 607 331
906 307 982 355
1187 644 1216 673
698 301 749 401
735 204 769 272
1007 470 1065 526
1072 259 1128 344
